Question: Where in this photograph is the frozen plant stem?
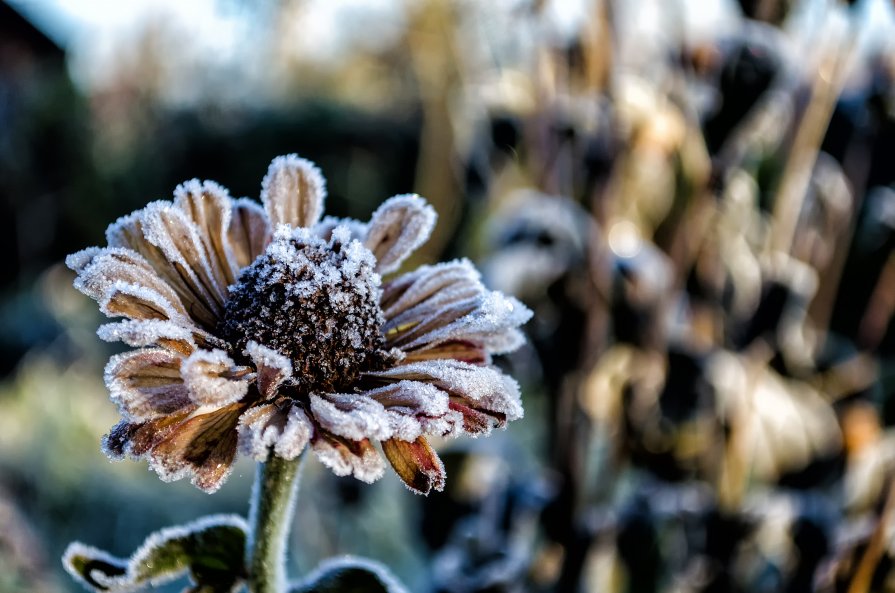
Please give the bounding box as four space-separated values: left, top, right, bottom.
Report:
248 453 303 593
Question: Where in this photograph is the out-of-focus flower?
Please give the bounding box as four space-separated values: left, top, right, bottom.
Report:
67 154 531 494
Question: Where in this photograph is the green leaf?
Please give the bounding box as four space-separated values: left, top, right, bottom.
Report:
63 514 248 592
290 556 409 593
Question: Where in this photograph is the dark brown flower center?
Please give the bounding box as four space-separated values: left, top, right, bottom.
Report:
218 227 389 394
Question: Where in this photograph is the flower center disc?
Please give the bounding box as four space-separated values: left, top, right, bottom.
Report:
218 228 388 394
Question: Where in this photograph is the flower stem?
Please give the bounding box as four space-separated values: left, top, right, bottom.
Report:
247 453 303 593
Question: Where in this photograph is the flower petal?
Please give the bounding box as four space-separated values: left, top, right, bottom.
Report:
245 341 293 400
106 202 225 327
105 349 192 422
97 320 196 354
228 198 272 269
238 401 313 461
261 154 326 229
173 179 242 287
102 407 197 459
380 258 483 321
68 247 188 319
148 402 244 493
382 437 446 495
364 194 436 274
393 292 531 355
310 393 393 441
181 349 250 407
368 359 523 428
360 380 460 440
311 432 385 483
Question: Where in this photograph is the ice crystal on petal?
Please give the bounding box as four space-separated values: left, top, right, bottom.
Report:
275 405 314 459
261 154 326 229
310 393 393 441
403 291 532 354
381 259 482 320
365 194 437 274
245 340 293 399
104 349 191 422
181 349 249 406
97 319 195 349
238 403 313 461
312 435 386 483
371 361 523 421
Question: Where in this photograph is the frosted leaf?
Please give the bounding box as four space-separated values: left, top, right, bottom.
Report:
63 514 247 593
228 197 272 268
315 215 368 242
173 178 242 287
312 433 386 483
371 360 524 422
380 258 483 321
181 349 249 407
245 341 292 399
97 319 195 350
105 203 220 328
364 194 437 274
310 393 393 441
105 349 192 422
261 154 326 229
400 291 532 355
237 402 313 461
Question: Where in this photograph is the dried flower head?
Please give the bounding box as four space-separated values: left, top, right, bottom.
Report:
68 154 531 494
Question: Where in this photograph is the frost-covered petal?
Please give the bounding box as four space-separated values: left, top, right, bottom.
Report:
382 436 446 495
103 407 197 460
368 360 523 431
174 179 242 287
393 292 532 355
147 402 244 493
364 194 436 274
238 402 313 461
228 197 272 268
139 201 229 309
401 340 489 365
245 341 292 400
105 349 192 422
106 205 221 328
311 432 386 483
97 319 196 354
67 247 190 320
310 393 393 441
360 380 461 440
380 258 483 321
261 154 326 229
181 349 250 407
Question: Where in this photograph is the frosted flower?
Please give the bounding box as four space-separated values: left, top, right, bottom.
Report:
68 154 531 494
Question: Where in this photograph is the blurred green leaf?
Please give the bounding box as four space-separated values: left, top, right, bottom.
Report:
291 556 409 593
62 514 247 592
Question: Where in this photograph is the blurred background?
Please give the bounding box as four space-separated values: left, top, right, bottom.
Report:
2 0 895 591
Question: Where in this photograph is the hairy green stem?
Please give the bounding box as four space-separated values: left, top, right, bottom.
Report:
247 453 303 593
